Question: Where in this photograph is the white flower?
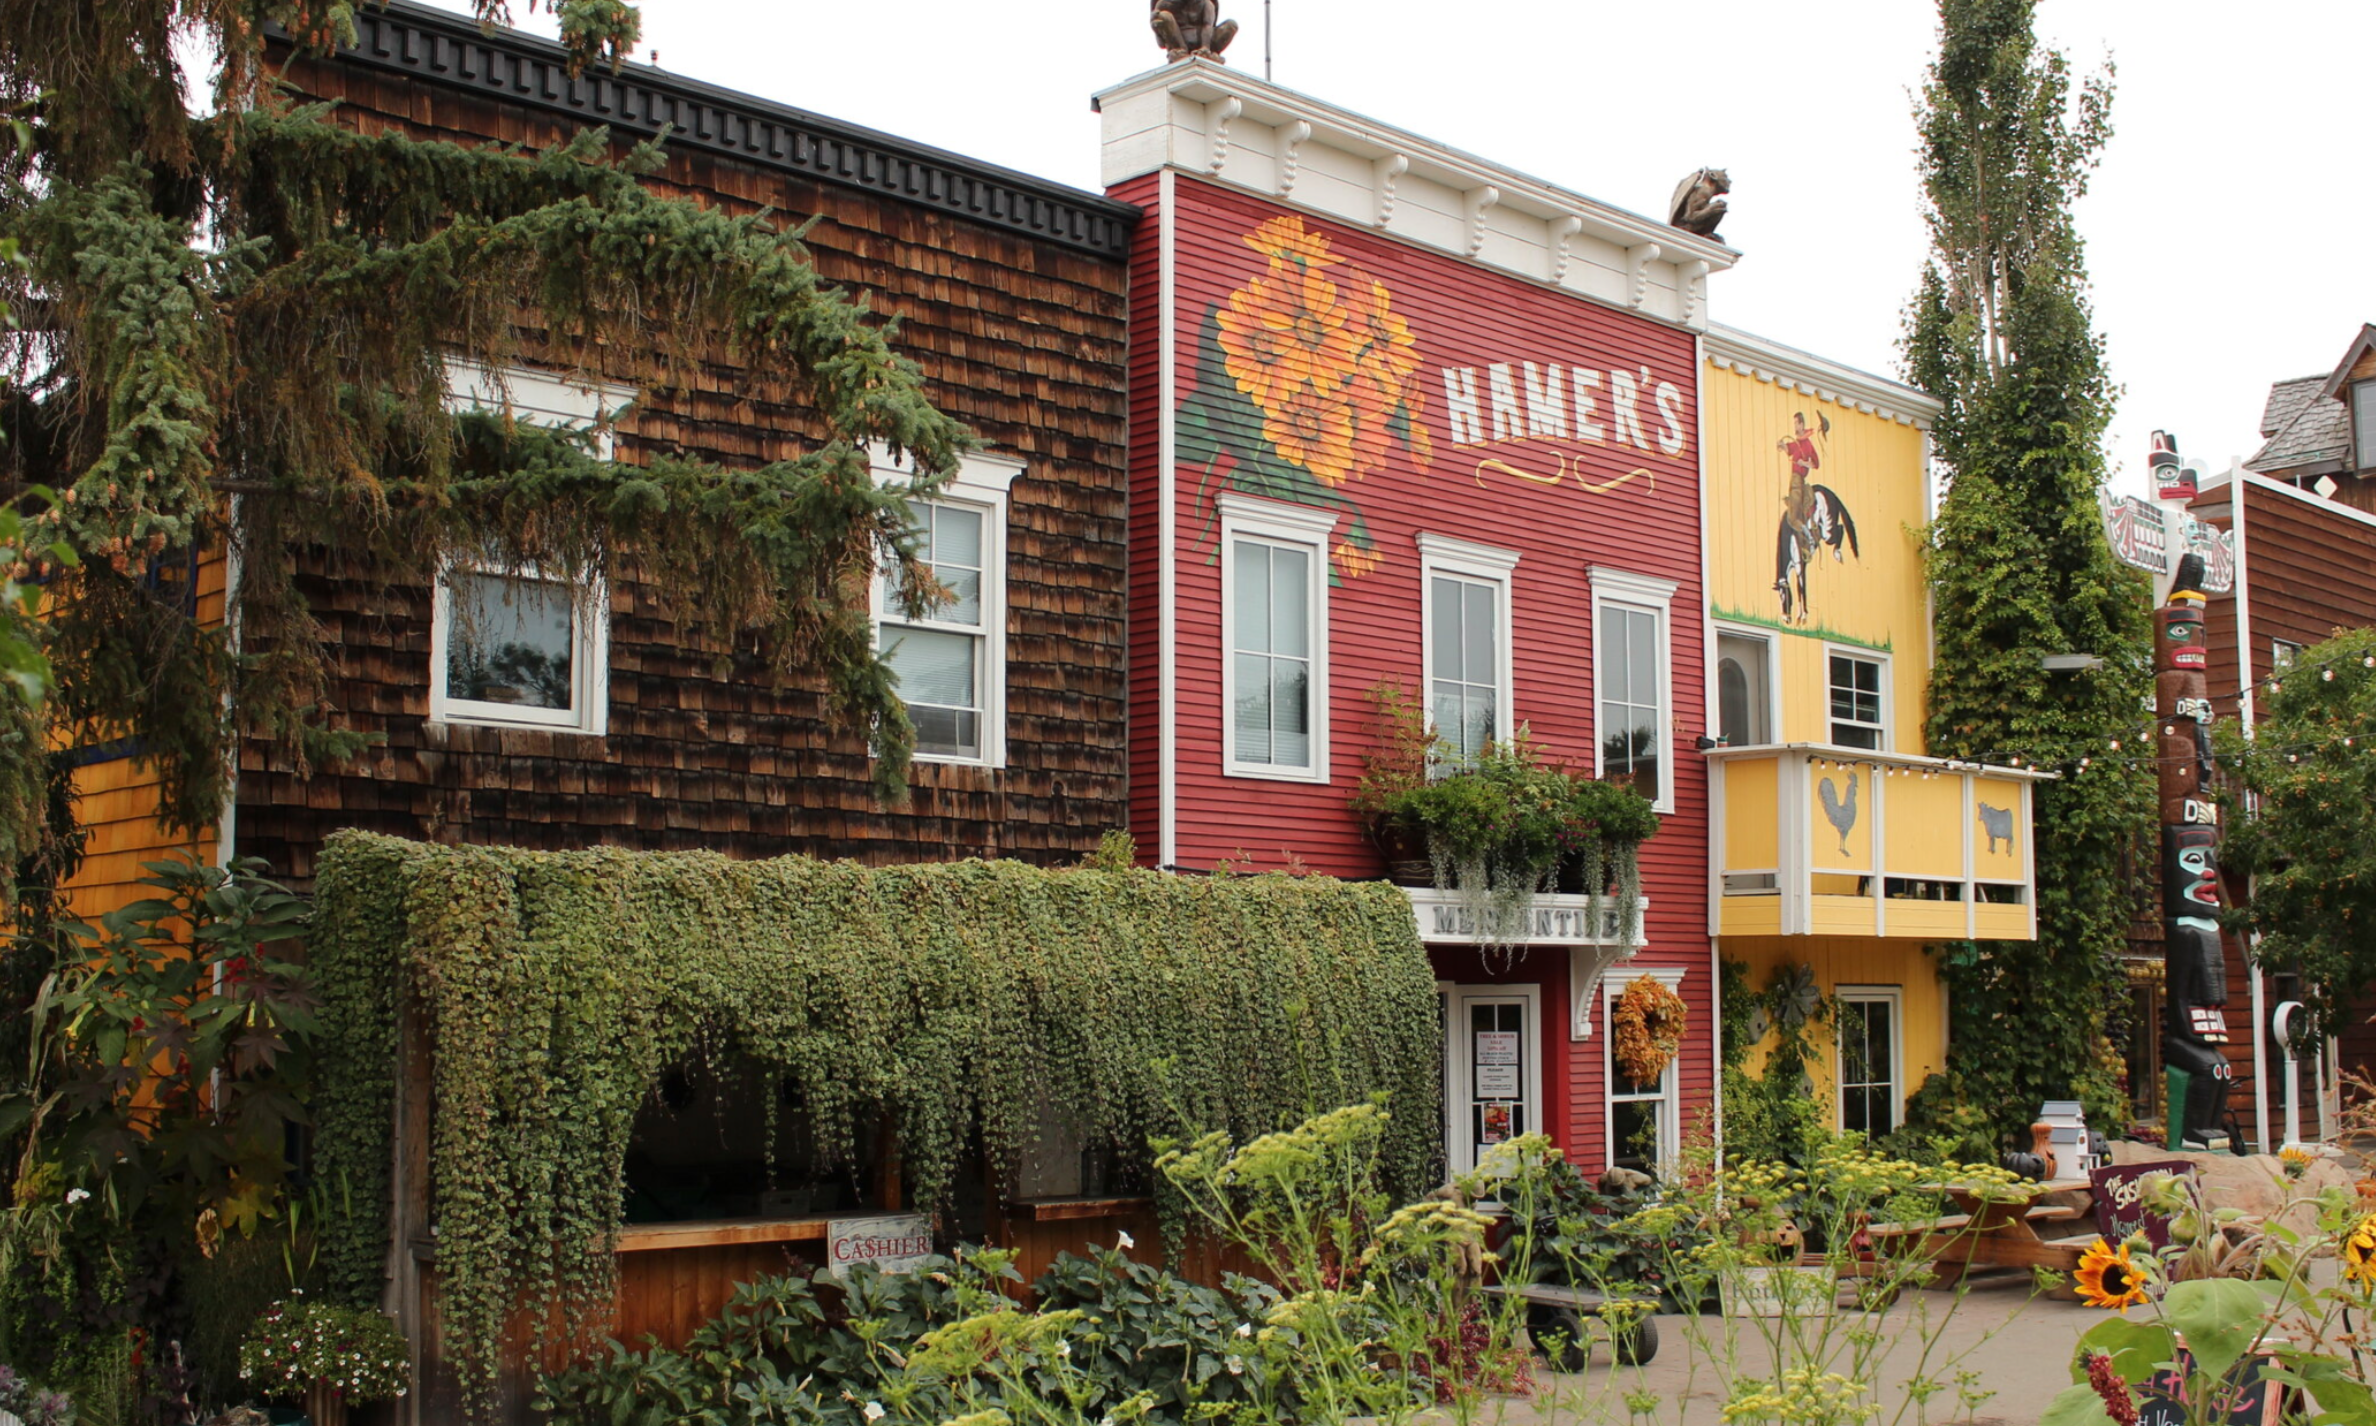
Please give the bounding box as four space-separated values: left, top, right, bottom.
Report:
1056 1340 1071 1359
1226 1355 1245 1376
1234 1321 1252 1338
64 1188 89 1205
1116 1229 1135 1250
862 1403 885 1423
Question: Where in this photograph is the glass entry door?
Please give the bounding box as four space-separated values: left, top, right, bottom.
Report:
1444 988 1537 1176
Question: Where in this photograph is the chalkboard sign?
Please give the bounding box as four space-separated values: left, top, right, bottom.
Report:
2089 1159 2196 1249
2137 1352 2284 1426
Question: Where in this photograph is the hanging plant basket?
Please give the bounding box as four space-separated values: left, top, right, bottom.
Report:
1613 975 1689 1085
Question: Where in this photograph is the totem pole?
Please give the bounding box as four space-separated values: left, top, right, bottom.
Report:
2154 544 2232 1149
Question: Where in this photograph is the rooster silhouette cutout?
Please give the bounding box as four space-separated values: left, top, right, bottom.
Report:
1818 771 1860 855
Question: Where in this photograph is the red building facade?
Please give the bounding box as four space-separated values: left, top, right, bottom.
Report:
1101 63 1737 1177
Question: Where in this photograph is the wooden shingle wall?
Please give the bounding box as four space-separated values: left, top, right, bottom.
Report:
238 52 1133 883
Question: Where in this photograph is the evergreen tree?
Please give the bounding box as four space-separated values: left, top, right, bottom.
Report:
2225 630 2376 1045
1902 0 2154 1142
0 0 969 856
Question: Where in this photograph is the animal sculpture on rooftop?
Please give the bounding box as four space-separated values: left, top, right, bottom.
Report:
1668 168 1730 240
1152 0 1238 62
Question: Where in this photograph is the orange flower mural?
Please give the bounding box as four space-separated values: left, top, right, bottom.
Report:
1186 214 1431 579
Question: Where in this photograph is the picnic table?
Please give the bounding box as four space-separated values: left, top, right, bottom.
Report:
1866 1178 2098 1298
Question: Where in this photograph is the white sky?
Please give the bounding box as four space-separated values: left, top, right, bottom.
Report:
440 0 2376 497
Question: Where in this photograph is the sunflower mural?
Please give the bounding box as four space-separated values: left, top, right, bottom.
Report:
1180 214 1432 580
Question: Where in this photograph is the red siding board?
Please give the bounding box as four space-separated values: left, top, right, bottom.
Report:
1121 174 1711 1170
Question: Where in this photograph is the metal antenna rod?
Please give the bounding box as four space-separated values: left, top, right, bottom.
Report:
1264 0 1272 81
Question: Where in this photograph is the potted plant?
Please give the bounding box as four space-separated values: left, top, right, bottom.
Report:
238 1293 411 1426
1355 703 1657 960
1352 680 1444 884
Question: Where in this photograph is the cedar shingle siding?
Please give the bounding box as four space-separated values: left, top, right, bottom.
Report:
247 10 1135 881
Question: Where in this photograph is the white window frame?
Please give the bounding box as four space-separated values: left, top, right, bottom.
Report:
1602 966 1684 1173
1589 568 1678 814
1441 981 1544 1181
1824 645 1892 752
429 362 630 736
1417 533 1519 762
1835 985 1905 1137
870 445 1023 770
1219 494 1335 782
1712 623 1780 750
429 559 611 734
2354 379 2376 472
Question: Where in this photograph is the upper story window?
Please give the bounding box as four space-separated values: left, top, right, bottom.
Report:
429 362 628 735
432 559 610 733
872 446 1022 769
1220 494 1336 781
1418 535 1520 764
1591 568 1678 812
2355 380 2376 471
1828 650 1888 750
2273 638 2304 671
1716 630 1774 748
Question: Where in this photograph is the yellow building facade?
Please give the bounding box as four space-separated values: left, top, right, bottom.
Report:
1703 329 2044 1136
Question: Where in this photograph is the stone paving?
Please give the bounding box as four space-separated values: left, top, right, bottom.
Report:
1439 1276 2108 1426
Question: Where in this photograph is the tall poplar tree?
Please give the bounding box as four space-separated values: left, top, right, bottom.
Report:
1903 0 2155 1141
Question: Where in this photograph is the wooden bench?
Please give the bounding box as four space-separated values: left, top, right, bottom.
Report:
1481 1282 1659 1370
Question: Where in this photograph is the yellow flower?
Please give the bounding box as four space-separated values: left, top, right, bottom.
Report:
2280 1145 2314 1180
2343 1213 2376 1285
1334 540 1383 579
2074 1238 2149 1310
1213 215 1430 490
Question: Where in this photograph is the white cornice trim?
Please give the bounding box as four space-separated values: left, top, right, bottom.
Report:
1602 964 1688 1003
1415 531 1522 575
1587 566 1679 606
868 442 1026 498
1704 325 1941 431
1215 490 1341 538
1095 59 1736 330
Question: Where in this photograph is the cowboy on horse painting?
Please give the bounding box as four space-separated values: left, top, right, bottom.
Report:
1774 410 1859 621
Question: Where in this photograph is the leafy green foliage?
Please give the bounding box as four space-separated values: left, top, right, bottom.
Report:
307 833 1442 1418
1903 0 2151 1142
1717 960 1836 1167
2225 630 2376 1041
2 857 315 1238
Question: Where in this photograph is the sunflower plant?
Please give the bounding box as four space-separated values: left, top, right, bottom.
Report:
2050 1171 2376 1426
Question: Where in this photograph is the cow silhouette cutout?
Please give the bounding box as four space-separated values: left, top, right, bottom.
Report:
1977 802 2013 855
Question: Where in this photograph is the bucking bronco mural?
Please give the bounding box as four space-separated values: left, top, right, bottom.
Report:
1774 410 1860 621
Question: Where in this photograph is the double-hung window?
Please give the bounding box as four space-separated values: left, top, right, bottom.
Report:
872 447 1020 768
1827 650 1888 750
2355 380 2376 472
1418 535 1519 765
1836 987 1903 1136
1220 494 1334 780
1603 970 1684 1174
430 362 627 735
1590 568 1677 812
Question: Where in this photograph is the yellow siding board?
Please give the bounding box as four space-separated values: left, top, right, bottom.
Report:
1882 902 1965 941
1723 936 1950 1127
1723 758 1779 869
1703 364 1931 752
1720 898 1784 937
1880 773 1965 877
1809 897 1875 936
1974 905 2030 941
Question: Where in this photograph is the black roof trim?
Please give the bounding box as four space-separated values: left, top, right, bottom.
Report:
277 1 1138 259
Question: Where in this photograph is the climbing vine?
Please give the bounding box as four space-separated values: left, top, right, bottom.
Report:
1901 0 2150 1145
308 832 1443 1419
